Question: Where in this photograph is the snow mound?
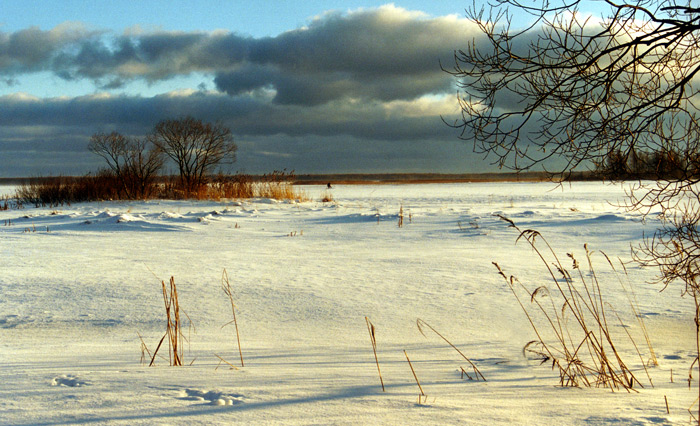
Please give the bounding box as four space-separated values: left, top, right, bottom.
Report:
177 389 244 406
115 214 139 223
159 212 184 219
94 211 116 218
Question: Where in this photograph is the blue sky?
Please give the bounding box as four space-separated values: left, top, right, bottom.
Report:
0 1 520 176
1 1 470 35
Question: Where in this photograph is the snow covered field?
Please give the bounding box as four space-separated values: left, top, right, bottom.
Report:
1 182 697 425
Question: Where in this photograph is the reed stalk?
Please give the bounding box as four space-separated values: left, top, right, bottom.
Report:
365 317 385 392
222 269 244 367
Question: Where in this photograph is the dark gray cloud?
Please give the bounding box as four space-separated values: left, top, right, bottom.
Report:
0 87 468 177
0 23 98 73
0 90 457 140
0 6 476 102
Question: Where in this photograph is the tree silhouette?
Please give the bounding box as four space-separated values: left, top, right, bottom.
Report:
149 117 236 194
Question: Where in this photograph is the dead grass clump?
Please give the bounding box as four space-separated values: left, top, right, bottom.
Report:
15 173 124 206
256 171 308 201
210 173 255 199
149 277 192 367
494 215 651 392
0 195 17 210
15 171 307 204
320 190 334 203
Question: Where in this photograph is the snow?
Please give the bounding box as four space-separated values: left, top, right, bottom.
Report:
0 182 697 425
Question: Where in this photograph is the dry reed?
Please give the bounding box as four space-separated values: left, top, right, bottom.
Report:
137 332 152 365
494 215 648 392
221 269 244 367
214 353 240 370
416 318 485 381
149 277 189 366
365 317 385 392
404 350 426 403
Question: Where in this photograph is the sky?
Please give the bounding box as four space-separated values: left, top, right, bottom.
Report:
0 1 507 177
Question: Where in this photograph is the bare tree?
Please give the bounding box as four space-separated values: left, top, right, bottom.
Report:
149 117 237 194
88 131 163 199
448 0 700 174
448 0 700 417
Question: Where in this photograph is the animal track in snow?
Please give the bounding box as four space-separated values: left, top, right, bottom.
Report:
177 388 244 406
51 375 89 387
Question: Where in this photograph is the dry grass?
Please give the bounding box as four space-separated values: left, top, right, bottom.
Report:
365 316 385 392
201 172 308 201
149 277 192 367
221 269 244 367
404 350 427 404
137 332 152 365
13 171 308 206
416 318 485 381
494 215 650 392
214 353 240 370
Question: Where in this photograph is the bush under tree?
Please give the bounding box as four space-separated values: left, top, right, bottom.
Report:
88 131 164 199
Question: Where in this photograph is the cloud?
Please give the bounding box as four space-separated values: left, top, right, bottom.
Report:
0 5 476 103
0 89 458 139
0 22 98 73
0 90 473 177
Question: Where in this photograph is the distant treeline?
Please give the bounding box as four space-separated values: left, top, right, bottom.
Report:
1 171 595 188
293 171 596 184
594 147 698 180
1 171 617 188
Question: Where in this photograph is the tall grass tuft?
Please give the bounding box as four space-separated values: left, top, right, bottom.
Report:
494 215 650 392
150 277 191 367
